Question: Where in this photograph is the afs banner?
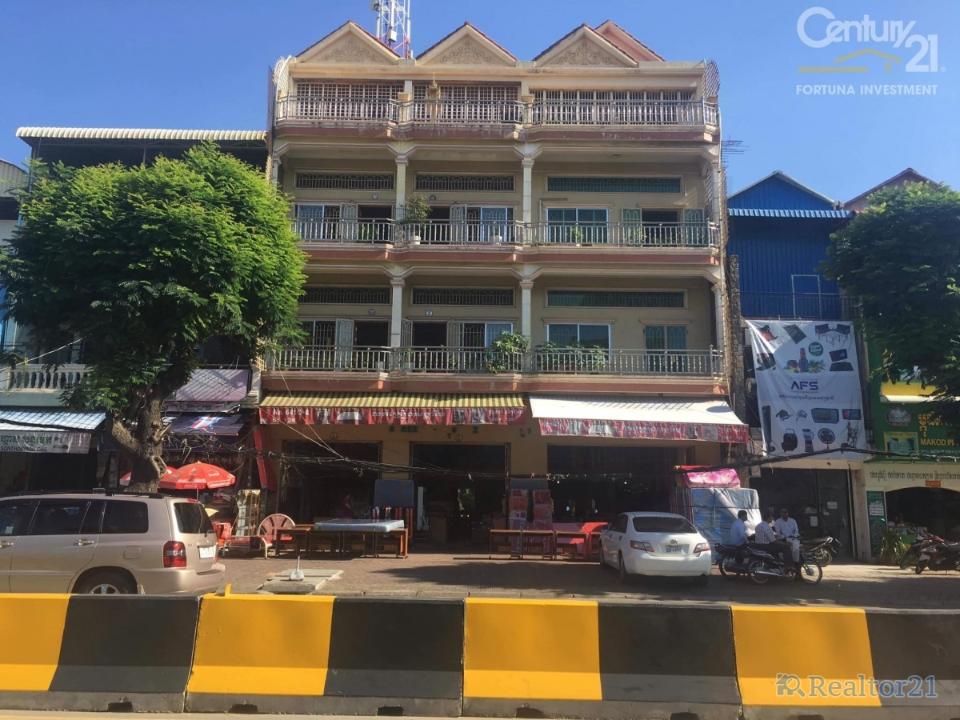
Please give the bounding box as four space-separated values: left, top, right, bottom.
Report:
746 319 865 457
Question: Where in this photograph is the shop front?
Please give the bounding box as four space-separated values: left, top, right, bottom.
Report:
258 391 747 549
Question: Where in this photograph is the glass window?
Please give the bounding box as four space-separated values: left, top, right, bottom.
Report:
174 503 212 535
547 324 579 346
302 320 336 347
633 516 696 533
613 514 629 533
546 177 682 193
645 325 687 350
81 501 104 534
102 501 149 534
0 500 36 536
578 324 611 349
30 500 87 536
485 323 513 346
547 290 684 308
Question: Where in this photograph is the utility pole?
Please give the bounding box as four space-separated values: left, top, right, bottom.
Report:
372 0 412 58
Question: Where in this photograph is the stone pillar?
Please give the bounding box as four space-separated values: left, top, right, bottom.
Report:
520 279 534 339
394 155 409 221
390 277 405 348
851 468 872 561
521 157 535 226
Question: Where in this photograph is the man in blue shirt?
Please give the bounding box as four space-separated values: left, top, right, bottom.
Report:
729 510 749 546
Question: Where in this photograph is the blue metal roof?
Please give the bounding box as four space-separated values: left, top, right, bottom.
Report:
0 410 106 431
729 208 852 219
728 172 839 211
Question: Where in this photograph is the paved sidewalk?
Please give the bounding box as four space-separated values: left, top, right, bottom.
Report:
222 551 960 609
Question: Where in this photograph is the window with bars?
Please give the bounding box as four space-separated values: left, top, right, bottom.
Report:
415 175 515 192
296 173 394 190
411 288 515 306
413 84 519 101
533 90 695 102
301 320 337 347
547 177 682 193
547 324 611 349
296 82 402 101
644 325 688 350
547 290 685 308
302 287 390 305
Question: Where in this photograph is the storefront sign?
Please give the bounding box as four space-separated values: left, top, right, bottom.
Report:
0 430 91 454
865 462 960 492
875 405 960 455
535 418 749 443
260 405 525 426
746 319 866 457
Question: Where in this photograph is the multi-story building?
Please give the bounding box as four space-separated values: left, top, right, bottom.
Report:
259 20 746 535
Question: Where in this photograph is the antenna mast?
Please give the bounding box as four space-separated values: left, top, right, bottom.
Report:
372 0 412 58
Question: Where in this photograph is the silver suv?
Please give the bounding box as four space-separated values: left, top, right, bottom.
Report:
0 492 224 594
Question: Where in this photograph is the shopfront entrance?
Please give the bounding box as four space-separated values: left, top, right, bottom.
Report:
279 441 381 521
410 443 509 544
752 467 853 557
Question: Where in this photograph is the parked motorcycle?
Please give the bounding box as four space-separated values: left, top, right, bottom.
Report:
915 539 960 575
899 533 944 571
715 543 823 585
802 536 842 566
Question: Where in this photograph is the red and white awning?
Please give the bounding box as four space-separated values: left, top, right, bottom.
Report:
529 396 749 444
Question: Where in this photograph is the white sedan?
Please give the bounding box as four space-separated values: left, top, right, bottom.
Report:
600 511 712 584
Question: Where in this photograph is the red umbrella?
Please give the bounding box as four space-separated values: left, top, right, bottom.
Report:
164 462 236 491
119 465 177 487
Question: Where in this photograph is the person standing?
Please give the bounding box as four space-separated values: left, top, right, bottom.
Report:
774 507 801 567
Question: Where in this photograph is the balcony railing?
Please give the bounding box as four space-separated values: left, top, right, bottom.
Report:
276 96 719 129
2 363 88 391
739 292 853 321
294 220 719 249
269 346 722 377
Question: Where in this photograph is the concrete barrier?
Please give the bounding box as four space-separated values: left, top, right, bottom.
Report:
0 595 197 712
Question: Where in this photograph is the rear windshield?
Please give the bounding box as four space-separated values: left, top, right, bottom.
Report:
174 502 213 534
633 516 696 534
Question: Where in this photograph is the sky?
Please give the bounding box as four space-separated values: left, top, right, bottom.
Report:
1 0 958 201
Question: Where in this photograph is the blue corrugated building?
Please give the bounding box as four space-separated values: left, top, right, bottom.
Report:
727 171 852 320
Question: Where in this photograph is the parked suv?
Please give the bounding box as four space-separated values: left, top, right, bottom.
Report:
0 492 224 594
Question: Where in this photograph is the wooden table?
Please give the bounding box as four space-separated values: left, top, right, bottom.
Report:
277 525 406 558
521 530 556 559
554 530 590 559
488 529 522 558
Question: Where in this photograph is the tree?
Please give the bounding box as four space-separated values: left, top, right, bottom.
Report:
826 182 960 430
1 144 305 490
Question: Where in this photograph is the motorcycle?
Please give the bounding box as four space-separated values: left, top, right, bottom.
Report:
899 533 944 571
915 539 960 575
715 542 823 585
802 536 842 566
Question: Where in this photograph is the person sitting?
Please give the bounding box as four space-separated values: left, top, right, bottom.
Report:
774 507 801 570
730 510 749 546
752 511 789 564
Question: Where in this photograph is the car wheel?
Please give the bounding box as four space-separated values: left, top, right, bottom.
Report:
617 552 628 583
74 570 137 595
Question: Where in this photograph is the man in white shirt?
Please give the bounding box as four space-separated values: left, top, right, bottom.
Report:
774 508 801 565
754 513 777 545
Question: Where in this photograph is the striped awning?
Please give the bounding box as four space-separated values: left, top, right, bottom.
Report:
259 392 525 426
728 208 851 219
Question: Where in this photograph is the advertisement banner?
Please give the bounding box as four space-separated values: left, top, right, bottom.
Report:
747 319 866 457
0 429 91 454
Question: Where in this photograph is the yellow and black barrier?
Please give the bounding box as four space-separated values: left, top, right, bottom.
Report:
1 593 959 719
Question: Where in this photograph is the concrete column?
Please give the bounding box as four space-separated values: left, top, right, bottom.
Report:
521 157 535 226
520 279 534 339
713 283 726 353
390 277 405 348
394 155 409 220
851 468 872 562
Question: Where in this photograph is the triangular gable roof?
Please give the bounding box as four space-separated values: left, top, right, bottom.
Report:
728 171 837 211
296 21 400 65
844 167 934 209
534 24 636 67
593 20 663 61
418 22 516 66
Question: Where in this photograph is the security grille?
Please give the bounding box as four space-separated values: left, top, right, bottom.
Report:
413 84 519 101
296 173 394 190
546 177 682 193
302 287 391 304
295 82 402 102
411 288 515 306
547 290 685 308
533 89 694 102
415 175 515 192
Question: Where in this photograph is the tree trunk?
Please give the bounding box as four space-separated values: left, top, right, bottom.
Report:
110 394 168 493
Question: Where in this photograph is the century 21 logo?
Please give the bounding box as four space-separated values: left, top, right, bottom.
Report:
797 7 940 74
791 380 819 392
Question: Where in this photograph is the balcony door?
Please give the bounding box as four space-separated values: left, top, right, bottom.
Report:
644 325 689 373
546 208 608 244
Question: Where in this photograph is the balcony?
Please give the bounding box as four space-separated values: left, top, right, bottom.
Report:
275 97 719 131
739 292 853 321
294 219 719 249
270 346 723 377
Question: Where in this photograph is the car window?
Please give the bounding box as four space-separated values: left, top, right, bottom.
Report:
613 514 628 533
0 500 37 536
174 502 212 534
31 500 88 536
81 500 105 534
102 501 149 534
633 516 697 534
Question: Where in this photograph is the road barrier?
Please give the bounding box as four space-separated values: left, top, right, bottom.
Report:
1 593 958 719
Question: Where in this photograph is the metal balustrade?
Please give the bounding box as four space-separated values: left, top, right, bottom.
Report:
275 96 719 129
294 220 718 248
3 364 88 391
268 346 722 377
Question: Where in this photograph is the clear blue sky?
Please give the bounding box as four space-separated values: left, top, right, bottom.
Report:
2 0 957 201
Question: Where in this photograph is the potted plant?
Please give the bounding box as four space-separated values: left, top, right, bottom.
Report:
400 195 430 245
485 332 529 373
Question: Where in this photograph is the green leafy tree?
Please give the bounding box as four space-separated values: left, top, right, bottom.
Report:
826 182 960 430
1 144 305 490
